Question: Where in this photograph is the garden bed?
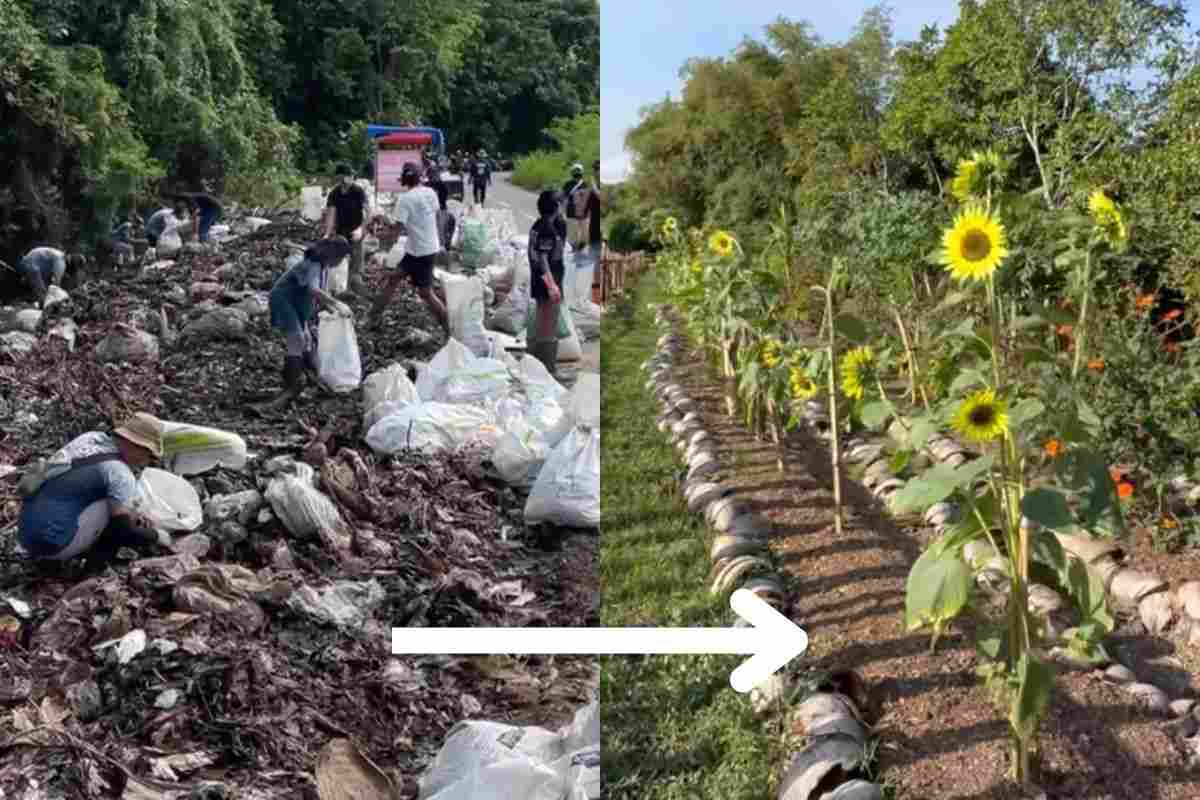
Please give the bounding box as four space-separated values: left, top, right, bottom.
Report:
650 303 1200 799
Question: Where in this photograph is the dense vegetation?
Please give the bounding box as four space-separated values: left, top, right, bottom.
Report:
0 0 598 260
635 2 1200 782
511 110 599 191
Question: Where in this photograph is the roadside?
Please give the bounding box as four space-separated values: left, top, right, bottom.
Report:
599 274 781 799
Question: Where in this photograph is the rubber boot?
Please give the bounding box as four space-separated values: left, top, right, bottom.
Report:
302 347 319 380
533 338 559 377
253 356 304 414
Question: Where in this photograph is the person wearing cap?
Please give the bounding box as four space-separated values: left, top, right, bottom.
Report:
257 237 355 413
17 246 85 307
322 164 370 295
527 189 567 375
469 149 492 206
562 163 587 240
368 162 447 334
16 413 174 568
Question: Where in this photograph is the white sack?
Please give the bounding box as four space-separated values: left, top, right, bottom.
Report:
442 273 489 357
523 427 600 528
417 339 476 401
365 402 499 456
317 312 362 393
133 468 203 532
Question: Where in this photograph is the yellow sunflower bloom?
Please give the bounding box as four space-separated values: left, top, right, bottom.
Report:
950 150 1003 201
761 339 782 369
840 346 875 401
790 367 818 400
709 230 735 258
940 203 1009 283
1088 189 1127 248
951 389 1010 444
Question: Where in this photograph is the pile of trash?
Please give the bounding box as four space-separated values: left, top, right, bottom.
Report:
0 183 599 798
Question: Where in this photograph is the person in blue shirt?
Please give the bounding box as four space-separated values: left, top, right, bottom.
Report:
18 412 174 571
18 247 85 307
256 237 355 413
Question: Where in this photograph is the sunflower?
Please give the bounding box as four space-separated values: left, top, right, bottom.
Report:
951 389 1009 444
940 203 1009 283
1087 189 1127 247
790 367 818 400
661 216 678 237
840 346 875 401
709 230 736 258
761 339 783 369
950 150 1003 201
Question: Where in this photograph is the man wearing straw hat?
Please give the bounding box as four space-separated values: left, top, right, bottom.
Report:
16 412 174 568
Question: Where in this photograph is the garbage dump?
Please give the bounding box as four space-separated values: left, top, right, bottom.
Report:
0 184 598 797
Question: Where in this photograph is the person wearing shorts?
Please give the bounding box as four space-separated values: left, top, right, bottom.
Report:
17 413 174 571
370 162 447 334
527 189 566 375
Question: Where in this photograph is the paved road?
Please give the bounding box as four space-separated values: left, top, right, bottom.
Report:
479 173 600 381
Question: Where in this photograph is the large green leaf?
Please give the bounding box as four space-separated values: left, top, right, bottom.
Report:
1011 654 1054 740
1007 398 1045 432
905 547 972 632
834 313 869 344
1030 530 1068 585
860 399 893 429
1065 557 1113 630
1021 488 1074 530
890 455 995 514
949 368 990 395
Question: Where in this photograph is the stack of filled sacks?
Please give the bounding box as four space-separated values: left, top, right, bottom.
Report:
361 340 599 529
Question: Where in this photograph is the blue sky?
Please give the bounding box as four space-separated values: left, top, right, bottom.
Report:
599 0 1197 183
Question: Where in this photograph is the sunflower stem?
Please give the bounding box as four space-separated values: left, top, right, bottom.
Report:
1071 249 1093 381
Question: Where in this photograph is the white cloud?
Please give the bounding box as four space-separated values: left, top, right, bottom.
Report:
600 151 632 183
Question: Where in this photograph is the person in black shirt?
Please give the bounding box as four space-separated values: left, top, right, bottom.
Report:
561 163 586 238
527 190 566 376
322 163 369 295
470 150 492 206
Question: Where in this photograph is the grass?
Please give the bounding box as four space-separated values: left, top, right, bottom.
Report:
511 151 571 192
600 271 781 799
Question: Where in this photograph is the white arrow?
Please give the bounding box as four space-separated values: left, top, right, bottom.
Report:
391 588 808 693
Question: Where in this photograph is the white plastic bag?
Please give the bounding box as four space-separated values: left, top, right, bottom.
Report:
301 186 325 221
523 427 600 528
568 373 600 429
492 417 546 485
365 402 499 456
317 312 362 393
263 461 350 553
442 273 489 357
419 721 565 800
327 256 349 295
489 250 531 335
362 363 420 428
417 339 476 401
133 468 203 532
435 358 511 406
160 421 248 475
157 226 183 258
557 307 583 362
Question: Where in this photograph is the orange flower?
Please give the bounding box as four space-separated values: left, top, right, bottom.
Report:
1087 358 1105 371
1056 324 1074 336
1136 294 1155 312
1162 515 1179 530
1165 341 1182 354
1109 466 1124 484
1117 482 1134 500
1043 439 1063 458
1164 308 1183 321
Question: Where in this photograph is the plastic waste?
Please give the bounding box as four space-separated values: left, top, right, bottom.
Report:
160 421 248 476
286 580 385 628
157 225 183 258
523 427 600 529
365 402 499 456
418 699 601 800
327 256 349 295
133 468 203 532
301 186 325 221
417 339 475 401
434 358 511 406
317 311 363 393
362 364 420 428
442 272 489 357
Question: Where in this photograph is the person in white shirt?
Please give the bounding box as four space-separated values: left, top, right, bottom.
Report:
368 162 447 334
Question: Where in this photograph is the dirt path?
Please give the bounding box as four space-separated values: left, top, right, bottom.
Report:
670 344 1200 799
